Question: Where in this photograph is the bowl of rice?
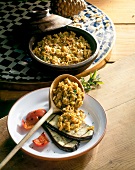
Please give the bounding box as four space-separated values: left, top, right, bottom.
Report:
29 25 99 77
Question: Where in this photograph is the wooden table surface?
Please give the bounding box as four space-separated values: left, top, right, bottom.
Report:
0 0 135 169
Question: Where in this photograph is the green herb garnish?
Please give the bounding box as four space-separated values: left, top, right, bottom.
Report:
73 89 77 93
80 70 103 93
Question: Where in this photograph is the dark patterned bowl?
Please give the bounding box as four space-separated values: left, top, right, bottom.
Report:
29 26 99 77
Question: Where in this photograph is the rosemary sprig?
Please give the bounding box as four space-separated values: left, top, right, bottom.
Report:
80 70 103 93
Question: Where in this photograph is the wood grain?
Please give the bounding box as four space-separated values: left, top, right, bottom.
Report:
88 54 135 110
85 99 135 170
111 25 135 61
88 0 135 24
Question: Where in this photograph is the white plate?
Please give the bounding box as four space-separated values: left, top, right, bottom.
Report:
7 88 107 160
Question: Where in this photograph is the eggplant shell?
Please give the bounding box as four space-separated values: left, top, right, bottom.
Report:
43 125 80 152
45 112 94 141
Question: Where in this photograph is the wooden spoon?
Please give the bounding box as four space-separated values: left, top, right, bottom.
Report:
0 74 84 169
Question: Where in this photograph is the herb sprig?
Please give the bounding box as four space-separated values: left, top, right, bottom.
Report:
80 70 103 93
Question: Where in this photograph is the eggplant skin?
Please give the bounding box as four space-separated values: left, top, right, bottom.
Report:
43 125 80 152
45 113 94 141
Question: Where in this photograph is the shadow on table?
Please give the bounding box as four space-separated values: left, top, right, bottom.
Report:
0 100 16 119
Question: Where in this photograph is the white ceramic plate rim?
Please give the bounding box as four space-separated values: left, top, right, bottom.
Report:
7 87 107 160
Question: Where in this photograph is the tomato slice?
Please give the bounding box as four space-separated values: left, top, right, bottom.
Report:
33 132 49 147
26 109 46 121
22 109 46 130
22 117 39 130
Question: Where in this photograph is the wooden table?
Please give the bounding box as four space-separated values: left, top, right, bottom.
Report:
0 0 135 169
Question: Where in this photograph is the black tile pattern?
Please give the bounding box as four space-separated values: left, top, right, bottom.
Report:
0 1 115 82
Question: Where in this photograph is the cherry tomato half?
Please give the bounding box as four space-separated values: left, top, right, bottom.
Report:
22 109 46 130
33 132 49 147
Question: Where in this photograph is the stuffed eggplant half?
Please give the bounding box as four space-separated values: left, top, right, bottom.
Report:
44 126 80 152
43 112 94 152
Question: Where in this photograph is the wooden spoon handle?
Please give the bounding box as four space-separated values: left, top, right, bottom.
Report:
0 108 53 170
